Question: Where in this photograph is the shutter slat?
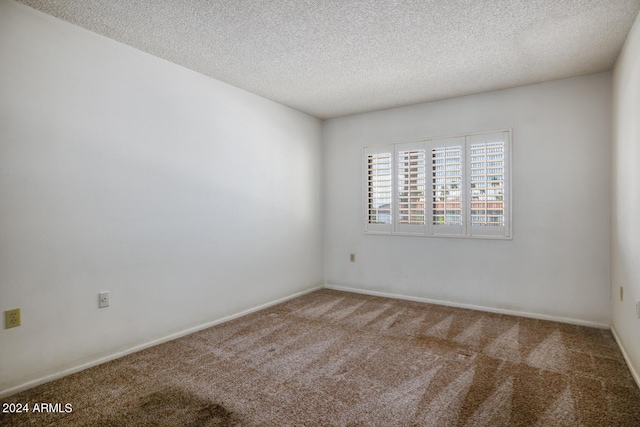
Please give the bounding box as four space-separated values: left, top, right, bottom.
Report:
469 141 505 227
432 146 463 226
398 149 426 225
367 153 393 225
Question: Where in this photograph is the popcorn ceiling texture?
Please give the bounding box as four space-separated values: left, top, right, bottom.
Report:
15 0 640 118
1 289 639 426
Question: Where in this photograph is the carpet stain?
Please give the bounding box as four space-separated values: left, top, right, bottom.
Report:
104 388 241 427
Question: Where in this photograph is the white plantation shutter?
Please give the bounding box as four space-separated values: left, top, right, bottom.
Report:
430 137 465 236
396 142 426 234
467 131 510 237
363 130 511 238
364 145 393 233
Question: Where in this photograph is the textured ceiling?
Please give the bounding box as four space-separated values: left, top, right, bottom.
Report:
17 0 640 119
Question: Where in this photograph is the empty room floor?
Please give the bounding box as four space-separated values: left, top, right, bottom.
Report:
1 289 639 426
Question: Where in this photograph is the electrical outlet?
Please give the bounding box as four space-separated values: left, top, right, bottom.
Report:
99 291 110 308
620 286 624 301
5 308 21 329
350 253 356 262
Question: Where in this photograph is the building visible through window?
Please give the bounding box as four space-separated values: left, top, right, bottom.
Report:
363 130 511 238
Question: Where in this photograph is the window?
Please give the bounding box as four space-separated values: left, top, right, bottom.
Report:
363 130 511 238
365 148 393 232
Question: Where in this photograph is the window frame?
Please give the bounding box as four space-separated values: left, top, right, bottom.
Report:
363 144 394 234
395 141 427 235
362 129 512 239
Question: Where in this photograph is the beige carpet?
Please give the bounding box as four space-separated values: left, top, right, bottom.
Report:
2 289 639 426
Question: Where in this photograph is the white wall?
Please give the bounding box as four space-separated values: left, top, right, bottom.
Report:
323 73 611 325
612 11 640 382
0 0 323 394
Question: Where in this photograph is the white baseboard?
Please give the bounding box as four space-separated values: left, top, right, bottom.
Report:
610 325 640 390
0 285 323 398
323 284 610 329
